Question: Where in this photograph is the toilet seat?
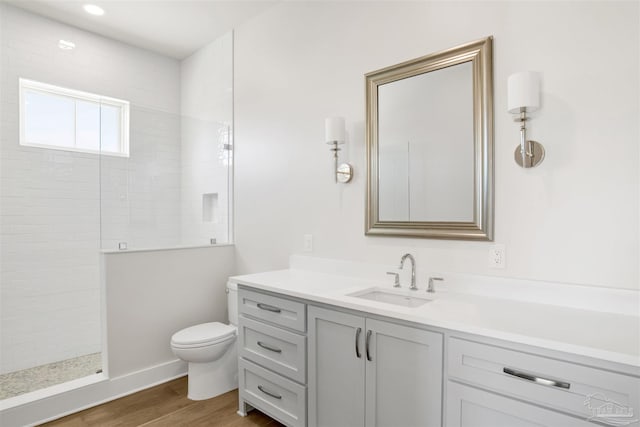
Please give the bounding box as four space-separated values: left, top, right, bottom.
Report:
171 322 236 349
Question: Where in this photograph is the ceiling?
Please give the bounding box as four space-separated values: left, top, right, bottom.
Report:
2 0 278 59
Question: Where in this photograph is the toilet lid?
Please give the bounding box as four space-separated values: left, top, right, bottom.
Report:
171 322 236 346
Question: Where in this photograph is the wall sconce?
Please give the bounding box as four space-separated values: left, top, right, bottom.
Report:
508 71 544 168
325 116 353 183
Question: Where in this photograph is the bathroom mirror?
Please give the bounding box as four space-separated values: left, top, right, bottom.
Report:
365 36 494 240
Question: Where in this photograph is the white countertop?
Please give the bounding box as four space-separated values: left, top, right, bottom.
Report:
231 268 640 368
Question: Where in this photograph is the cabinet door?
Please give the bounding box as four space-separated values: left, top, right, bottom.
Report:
308 306 366 427
365 319 443 427
446 381 594 427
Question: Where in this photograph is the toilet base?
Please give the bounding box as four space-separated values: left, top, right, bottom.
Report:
186 343 238 400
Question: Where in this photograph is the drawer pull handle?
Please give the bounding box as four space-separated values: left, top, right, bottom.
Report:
258 385 282 399
355 327 362 358
257 303 282 313
257 341 282 353
503 367 570 389
366 330 373 362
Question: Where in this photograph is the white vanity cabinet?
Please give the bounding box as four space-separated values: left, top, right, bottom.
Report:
445 337 640 427
234 276 639 427
237 288 307 427
308 305 443 427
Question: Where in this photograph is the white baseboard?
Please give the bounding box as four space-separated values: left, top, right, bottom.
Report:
0 359 187 427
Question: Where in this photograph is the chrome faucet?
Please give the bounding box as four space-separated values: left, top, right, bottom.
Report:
399 253 417 290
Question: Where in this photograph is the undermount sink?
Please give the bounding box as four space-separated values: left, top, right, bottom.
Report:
348 287 433 308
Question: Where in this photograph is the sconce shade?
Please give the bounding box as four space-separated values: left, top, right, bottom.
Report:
325 116 345 143
507 71 540 113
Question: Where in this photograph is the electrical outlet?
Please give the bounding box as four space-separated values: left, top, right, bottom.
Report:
488 244 506 269
303 234 313 252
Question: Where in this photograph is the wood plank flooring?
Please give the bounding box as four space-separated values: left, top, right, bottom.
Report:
42 377 284 427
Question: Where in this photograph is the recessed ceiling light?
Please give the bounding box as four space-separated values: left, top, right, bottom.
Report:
58 40 76 50
83 4 105 16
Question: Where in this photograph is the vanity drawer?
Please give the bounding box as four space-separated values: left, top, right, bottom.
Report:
446 381 594 427
448 337 640 419
239 288 306 332
239 315 306 383
239 358 307 427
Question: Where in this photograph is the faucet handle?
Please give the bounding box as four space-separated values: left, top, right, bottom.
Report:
427 277 444 293
386 271 400 288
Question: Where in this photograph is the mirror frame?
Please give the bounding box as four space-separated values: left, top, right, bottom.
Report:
365 36 494 240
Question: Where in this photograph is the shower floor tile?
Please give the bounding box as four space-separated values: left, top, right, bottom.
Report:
0 353 102 400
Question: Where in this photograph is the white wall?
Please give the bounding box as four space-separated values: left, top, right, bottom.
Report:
0 4 181 373
104 246 235 377
180 32 233 246
234 1 639 290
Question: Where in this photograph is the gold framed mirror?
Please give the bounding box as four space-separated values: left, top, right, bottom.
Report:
365 36 494 240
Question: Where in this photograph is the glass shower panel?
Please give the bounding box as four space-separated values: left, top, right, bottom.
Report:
99 30 233 251
99 107 232 250
99 106 183 250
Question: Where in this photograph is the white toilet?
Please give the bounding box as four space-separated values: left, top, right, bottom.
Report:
170 281 239 400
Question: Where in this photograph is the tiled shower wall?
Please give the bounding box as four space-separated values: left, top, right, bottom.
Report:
0 4 181 374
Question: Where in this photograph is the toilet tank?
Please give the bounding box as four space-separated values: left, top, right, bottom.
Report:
227 281 239 326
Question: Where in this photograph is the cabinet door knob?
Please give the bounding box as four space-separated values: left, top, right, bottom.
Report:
366 330 373 362
355 327 362 358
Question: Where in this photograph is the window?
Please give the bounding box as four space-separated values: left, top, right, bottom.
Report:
19 79 130 157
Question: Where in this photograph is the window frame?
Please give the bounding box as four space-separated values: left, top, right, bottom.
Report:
18 78 130 157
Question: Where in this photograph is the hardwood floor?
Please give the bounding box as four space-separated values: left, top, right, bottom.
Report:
42 377 284 427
